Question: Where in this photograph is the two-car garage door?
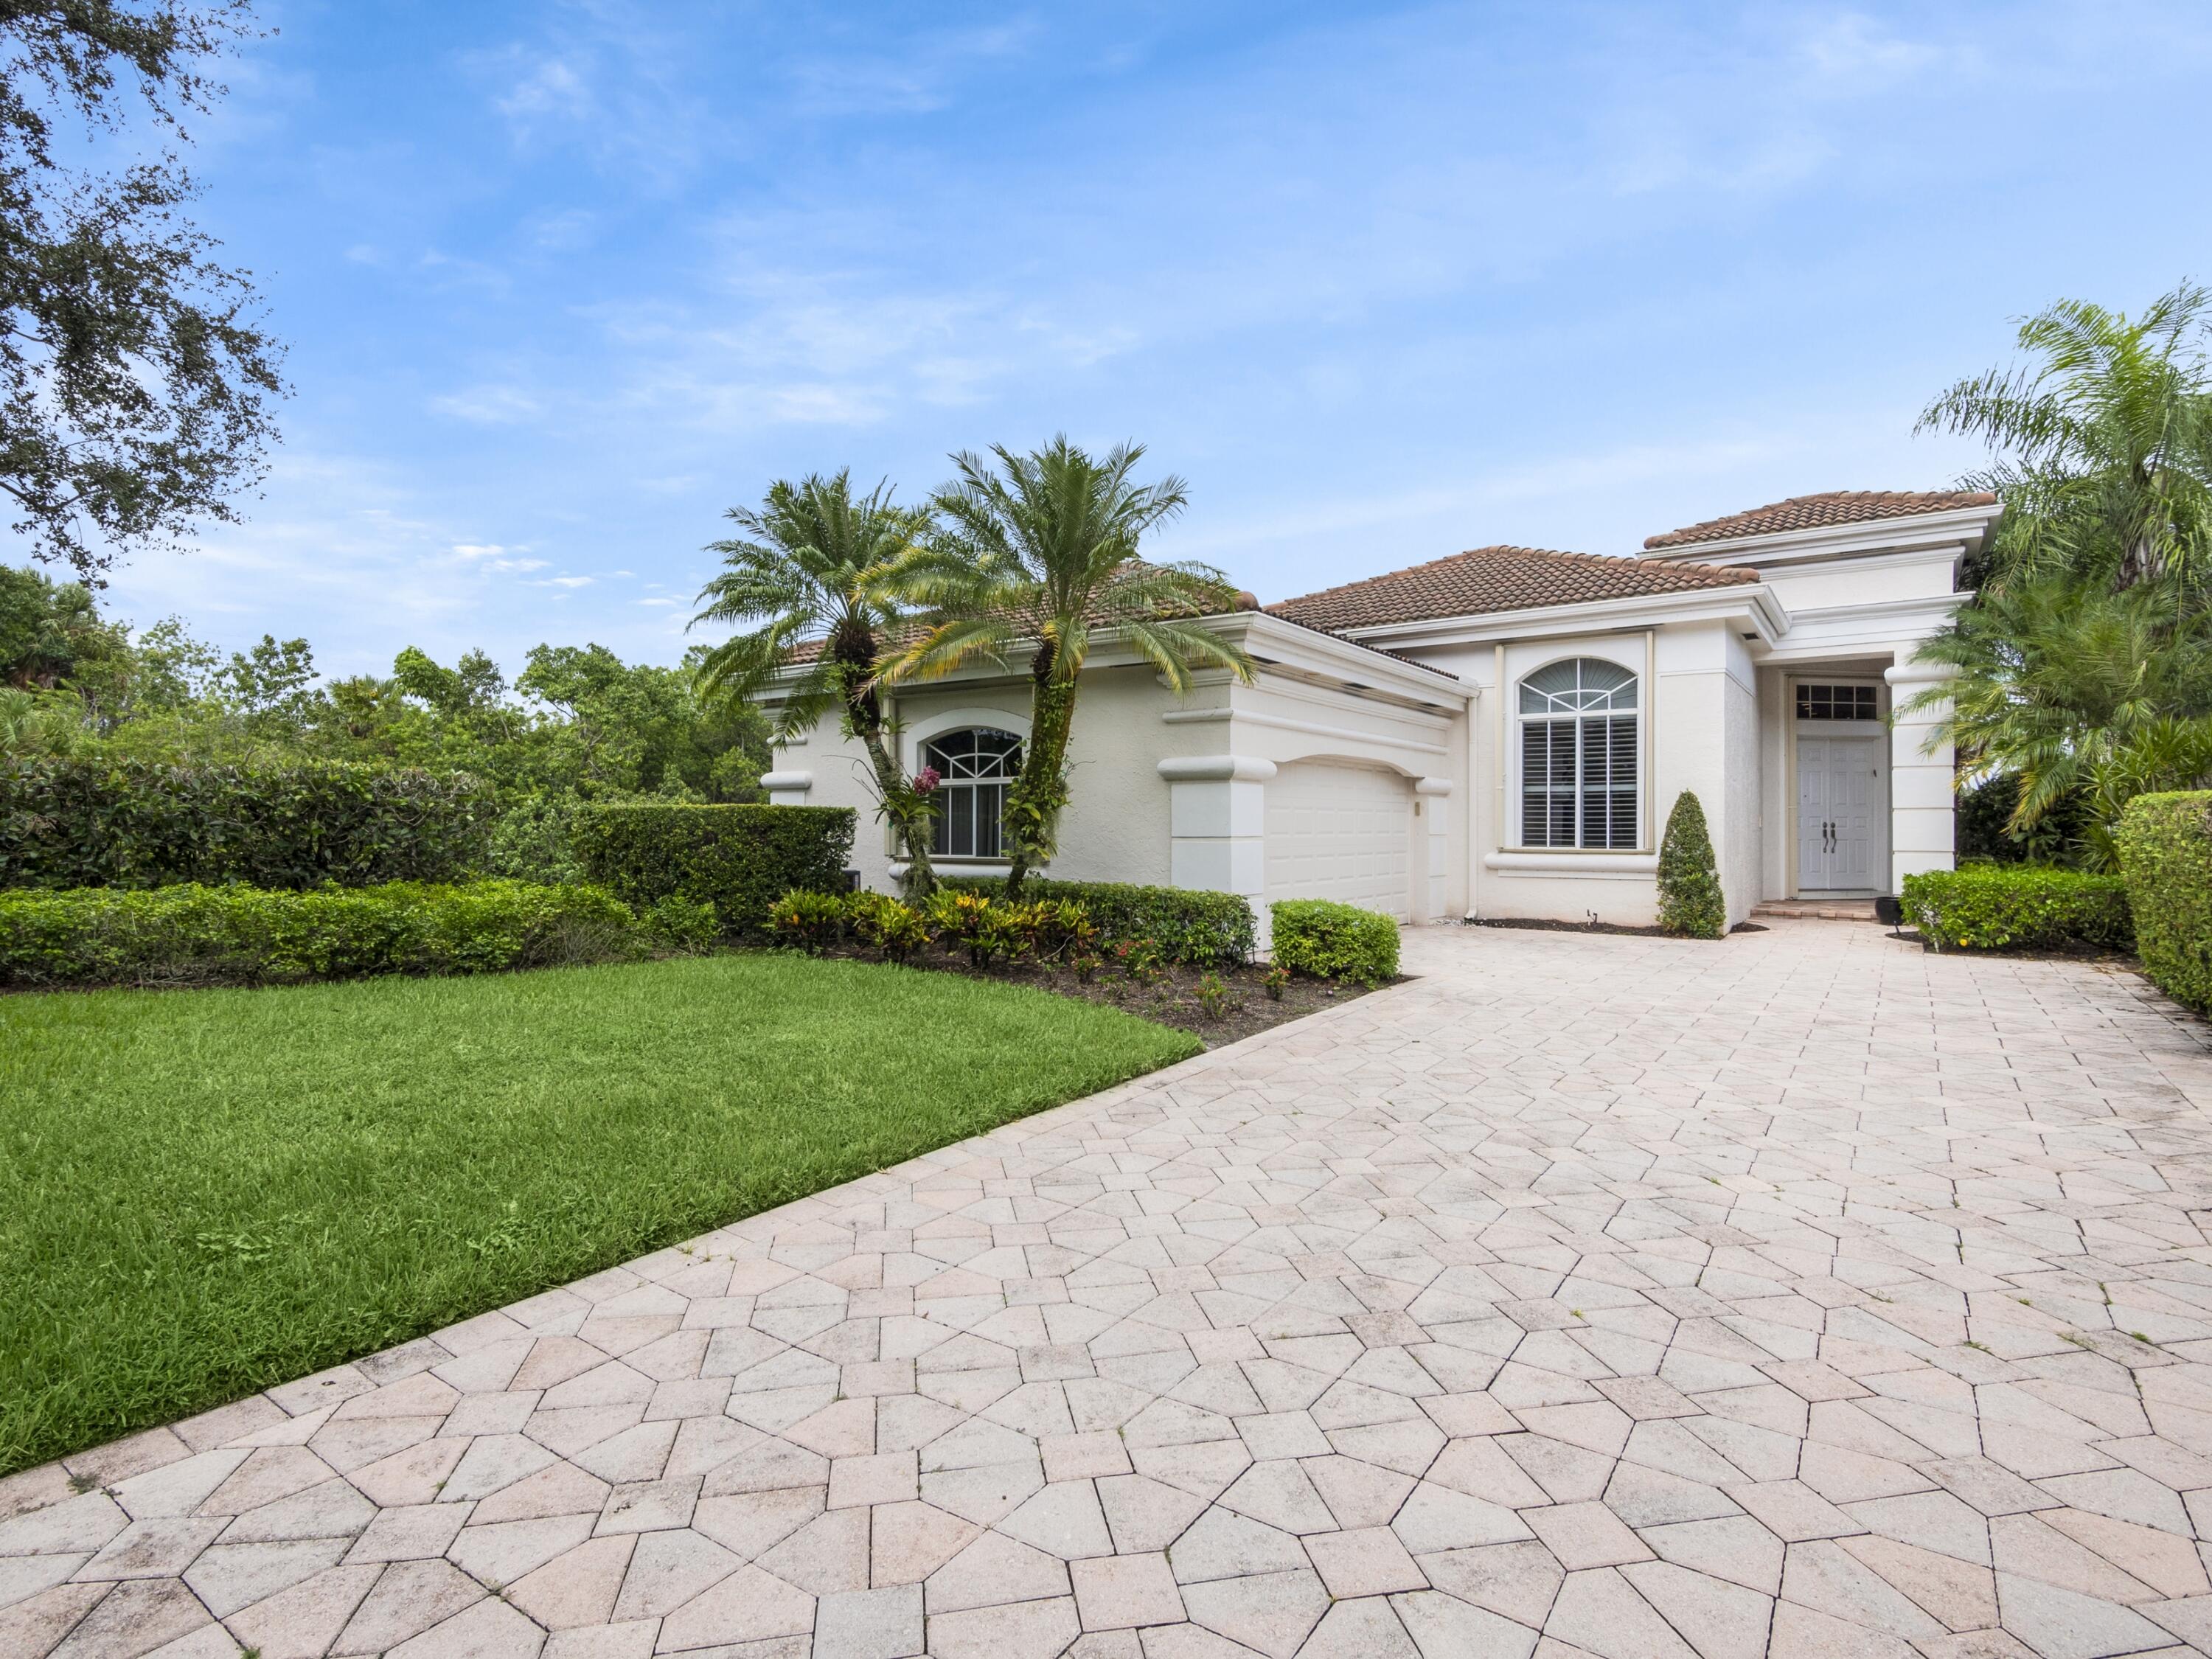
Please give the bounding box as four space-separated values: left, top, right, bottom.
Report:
1263 762 1412 921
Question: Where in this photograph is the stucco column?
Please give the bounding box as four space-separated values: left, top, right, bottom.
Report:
1416 777 1452 921
1158 756 1275 911
761 769 811 805
1885 654 1955 891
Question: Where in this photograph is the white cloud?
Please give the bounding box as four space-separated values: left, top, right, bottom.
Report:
429 386 542 425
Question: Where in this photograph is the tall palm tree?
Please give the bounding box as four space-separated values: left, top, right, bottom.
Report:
1919 284 2212 597
1904 576 2212 868
884 437 1253 896
689 472 941 899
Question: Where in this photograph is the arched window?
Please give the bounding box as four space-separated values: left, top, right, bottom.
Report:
924 727 1023 858
1518 658 1638 849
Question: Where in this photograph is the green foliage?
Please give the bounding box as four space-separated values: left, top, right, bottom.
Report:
1262 964 1290 1001
640 894 719 955
1905 578 2212 865
925 888 1027 967
885 437 1253 893
0 953 1198 1472
1270 898 1400 985
849 890 930 962
0 880 646 989
574 803 856 935
768 888 850 953
1 758 494 890
1920 285 2212 596
0 4 283 581
1193 970 1232 1019
945 877 1255 965
1656 790 1727 939
690 471 942 898
1901 865 2135 953
2115 791 2212 1012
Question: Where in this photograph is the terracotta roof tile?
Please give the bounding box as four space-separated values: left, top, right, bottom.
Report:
1642 489 1998 551
1265 545 1758 633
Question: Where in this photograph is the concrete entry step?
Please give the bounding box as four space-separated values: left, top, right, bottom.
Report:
1754 898 1879 920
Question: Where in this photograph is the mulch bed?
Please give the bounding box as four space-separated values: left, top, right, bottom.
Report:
806 945 1391 1047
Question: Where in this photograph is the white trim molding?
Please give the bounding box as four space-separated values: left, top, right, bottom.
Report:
1158 755 1279 782
1484 850 1659 875
759 771 812 792
1413 776 1453 797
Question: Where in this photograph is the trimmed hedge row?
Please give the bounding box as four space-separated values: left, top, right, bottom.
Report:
0 880 686 989
943 877 1255 966
1270 899 1399 985
574 803 856 934
1901 865 2134 953
2116 791 2212 1015
1 759 493 891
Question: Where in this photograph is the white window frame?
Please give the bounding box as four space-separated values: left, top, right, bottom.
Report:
1512 655 1643 852
919 726 1023 860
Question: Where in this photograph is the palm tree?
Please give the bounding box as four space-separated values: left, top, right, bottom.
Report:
689 472 942 899
1904 576 2212 868
884 437 1253 896
1919 284 2212 597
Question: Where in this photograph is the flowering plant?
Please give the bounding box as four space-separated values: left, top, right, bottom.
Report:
911 766 941 795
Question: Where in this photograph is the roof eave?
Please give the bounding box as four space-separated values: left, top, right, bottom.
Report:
1639 501 2003 565
1329 582 1789 648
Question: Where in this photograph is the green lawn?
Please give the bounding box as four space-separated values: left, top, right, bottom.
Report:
0 953 1199 1475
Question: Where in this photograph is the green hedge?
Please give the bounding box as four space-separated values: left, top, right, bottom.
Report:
1270 898 1399 985
1901 864 2135 953
944 877 1254 965
0 880 650 989
0 758 493 891
2116 791 2212 1014
574 803 855 934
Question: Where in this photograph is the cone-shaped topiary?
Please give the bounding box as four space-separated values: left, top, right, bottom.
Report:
1657 790 1727 939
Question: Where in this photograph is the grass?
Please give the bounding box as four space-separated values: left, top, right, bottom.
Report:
0 952 1200 1475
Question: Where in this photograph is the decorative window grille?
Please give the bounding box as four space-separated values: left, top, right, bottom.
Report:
1518 658 1639 849
922 728 1023 858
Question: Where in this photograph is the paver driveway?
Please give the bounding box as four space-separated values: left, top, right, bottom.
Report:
7 920 2212 1659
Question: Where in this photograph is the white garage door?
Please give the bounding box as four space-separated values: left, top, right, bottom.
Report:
1265 762 1411 919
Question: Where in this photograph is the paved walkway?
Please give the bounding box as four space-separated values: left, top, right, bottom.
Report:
8 921 2212 1659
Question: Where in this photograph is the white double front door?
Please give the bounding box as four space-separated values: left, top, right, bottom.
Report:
1797 735 1884 893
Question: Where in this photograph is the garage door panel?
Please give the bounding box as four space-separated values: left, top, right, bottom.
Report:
1265 762 1411 919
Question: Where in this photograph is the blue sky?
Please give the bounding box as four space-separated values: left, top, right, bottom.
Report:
85 0 2212 680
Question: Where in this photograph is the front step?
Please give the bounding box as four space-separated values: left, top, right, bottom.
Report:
1752 899 1879 922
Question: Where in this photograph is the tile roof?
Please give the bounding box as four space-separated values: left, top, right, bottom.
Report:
1642 489 1999 551
1265 545 1759 633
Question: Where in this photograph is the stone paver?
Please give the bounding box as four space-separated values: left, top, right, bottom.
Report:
5 919 2212 1656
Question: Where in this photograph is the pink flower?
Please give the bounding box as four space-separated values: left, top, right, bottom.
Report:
913 767 941 794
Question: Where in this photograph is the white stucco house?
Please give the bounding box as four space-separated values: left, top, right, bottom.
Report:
762 488 2000 933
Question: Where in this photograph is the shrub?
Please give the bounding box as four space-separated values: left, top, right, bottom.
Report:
849 892 929 963
1193 971 1232 1020
768 888 848 953
0 880 645 989
926 889 1026 968
945 877 1253 965
641 894 720 954
1656 790 1726 939
1028 898 1099 962
1270 898 1399 985
2115 791 2212 1013
574 803 855 935
1902 865 2134 953
0 758 493 891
